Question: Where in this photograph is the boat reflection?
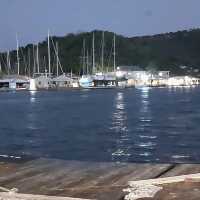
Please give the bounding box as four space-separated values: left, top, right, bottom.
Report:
27 91 37 130
30 90 37 103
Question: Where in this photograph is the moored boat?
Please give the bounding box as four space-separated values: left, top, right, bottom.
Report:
79 75 94 88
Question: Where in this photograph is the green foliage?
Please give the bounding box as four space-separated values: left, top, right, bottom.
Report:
1 29 200 76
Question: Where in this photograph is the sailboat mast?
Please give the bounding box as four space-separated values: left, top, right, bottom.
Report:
7 51 11 75
113 34 116 72
48 30 51 76
56 42 59 76
28 48 31 77
33 44 36 76
86 49 89 74
101 31 104 72
36 43 40 74
82 39 86 75
92 32 95 74
0 61 2 73
16 34 20 75
43 56 47 72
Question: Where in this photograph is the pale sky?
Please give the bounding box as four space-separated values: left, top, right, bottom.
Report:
0 0 200 50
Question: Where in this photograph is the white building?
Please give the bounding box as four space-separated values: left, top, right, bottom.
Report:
0 75 29 90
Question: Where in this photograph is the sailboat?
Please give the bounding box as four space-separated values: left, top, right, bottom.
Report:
29 30 53 90
9 34 30 91
78 36 94 88
92 32 117 88
79 32 118 89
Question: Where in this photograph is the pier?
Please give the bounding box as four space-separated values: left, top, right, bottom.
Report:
1 159 200 199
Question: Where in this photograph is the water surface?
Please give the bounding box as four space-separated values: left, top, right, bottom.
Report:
0 87 200 163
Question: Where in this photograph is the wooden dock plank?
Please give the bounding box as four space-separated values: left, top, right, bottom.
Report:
0 159 174 200
90 164 171 187
128 173 200 186
0 162 20 177
0 192 91 200
160 164 200 177
4 159 200 200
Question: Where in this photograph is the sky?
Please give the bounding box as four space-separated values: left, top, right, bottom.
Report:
0 0 200 50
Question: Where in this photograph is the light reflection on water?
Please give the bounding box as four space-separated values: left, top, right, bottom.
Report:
111 92 131 161
111 92 127 133
140 87 150 114
135 87 158 161
30 90 37 103
109 87 197 163
27 91 37 130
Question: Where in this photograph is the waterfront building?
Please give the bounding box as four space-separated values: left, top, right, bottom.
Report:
93 72 116 87
167 76 200 86
0 75 29 90
52 74 73 88
116 66 170 87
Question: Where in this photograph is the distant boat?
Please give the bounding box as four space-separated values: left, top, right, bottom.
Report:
29 30 52 91
78 37 93 89
79 75 93 88
92 33 118 89
79 32 118 89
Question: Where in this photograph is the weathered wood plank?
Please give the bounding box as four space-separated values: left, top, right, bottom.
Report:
160 164 200 177
128 173 200 186
0 159 174 200
110 164 173 186
0 159 172 189
0 162 20 177
0 192 92 200
8 159 200 200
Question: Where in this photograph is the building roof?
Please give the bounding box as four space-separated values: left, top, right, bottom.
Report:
2 75 30 81
52 74 73 82
0 75 29 83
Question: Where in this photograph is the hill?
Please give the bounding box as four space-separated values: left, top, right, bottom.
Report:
1 29 200 76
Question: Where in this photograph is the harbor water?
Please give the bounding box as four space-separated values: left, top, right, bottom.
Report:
0 87 200 163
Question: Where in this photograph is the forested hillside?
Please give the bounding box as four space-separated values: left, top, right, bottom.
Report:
1 29 200 76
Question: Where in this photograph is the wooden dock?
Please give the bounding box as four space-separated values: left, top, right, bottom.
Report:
0 158 200 200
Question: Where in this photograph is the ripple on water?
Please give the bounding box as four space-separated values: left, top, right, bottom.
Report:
0 154 21 160
136 142 157 147
171 155 191 163
171 155 190 159
112 149 131 157
139 135 157 139
139 152 152 157
140 119 152 123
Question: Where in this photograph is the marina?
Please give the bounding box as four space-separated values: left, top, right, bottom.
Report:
0 31 200 91
1 1 200 199
0 70 199 91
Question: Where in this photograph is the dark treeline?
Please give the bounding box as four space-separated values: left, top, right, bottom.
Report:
1 29 200 76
